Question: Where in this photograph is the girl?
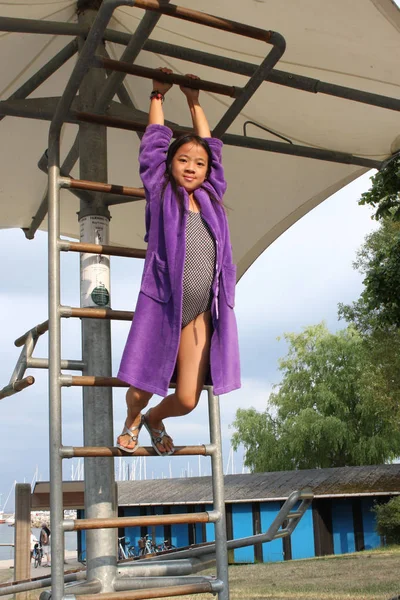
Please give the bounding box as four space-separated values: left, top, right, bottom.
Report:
117 68 241 455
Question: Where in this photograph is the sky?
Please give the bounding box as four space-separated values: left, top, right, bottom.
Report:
0 169 379 511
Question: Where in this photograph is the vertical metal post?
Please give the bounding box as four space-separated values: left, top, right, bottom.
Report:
77 6 116 593
48 161 65 600
207 387 230 600
14 483 32 593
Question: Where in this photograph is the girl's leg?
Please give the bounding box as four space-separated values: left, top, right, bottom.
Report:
147 310 212 453
117 386 153 451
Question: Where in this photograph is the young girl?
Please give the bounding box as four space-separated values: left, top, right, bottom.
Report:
117 68 241 455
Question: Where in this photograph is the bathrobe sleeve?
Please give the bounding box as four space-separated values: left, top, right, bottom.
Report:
139 124 173 242
202 137 227 199
139 124 173 193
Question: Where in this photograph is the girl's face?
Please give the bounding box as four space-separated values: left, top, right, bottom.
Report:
171 141 208 194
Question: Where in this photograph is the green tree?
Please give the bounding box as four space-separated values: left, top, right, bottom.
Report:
232 323 400 472
373 496 400 545
359 154 400 221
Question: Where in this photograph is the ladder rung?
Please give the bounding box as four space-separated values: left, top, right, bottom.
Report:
61 307 134 321
60 176 146 199
95 57 240 99
75 581 218 600
0 376 35 400
66 511 220 531
61 445 209 457
63 376 129 387
287 511 303 520
59 240 146 259
15 320 49 347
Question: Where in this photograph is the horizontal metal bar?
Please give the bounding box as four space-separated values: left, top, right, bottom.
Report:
60 176 146 199
143 39 400 113
117 557 215 578
0 572 86 597
27 358 85 371
60 445 209 457
60 306 134 321
64 511 219 531
132 0 272 43
72 580 219 600
1 17 398 113
59 240 146 259
94 57 240 98
74 111 382 168
0 376 35 400
287 511 303 520
114 575 216 592
15 320 49 347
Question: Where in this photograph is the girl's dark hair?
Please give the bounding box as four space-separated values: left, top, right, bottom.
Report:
162 134 222 210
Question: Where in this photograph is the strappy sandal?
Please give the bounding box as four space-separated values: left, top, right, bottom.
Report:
116 416 143 454
143 410 175 456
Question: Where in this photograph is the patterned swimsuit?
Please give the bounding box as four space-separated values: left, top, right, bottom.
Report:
181 211 216 328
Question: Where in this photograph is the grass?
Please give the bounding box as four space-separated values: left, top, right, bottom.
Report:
2 548 400 600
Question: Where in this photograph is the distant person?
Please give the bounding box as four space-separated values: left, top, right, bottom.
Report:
40 523 51 566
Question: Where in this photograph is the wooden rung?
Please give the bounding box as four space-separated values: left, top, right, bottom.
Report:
287 511 303 520
69 512 217 531
64 307 134 321
76 581 215 600
67 376 128 387
62 176 146 198
15 320 49 347
63 445 208 457
60 241 146 259
0 376 35 400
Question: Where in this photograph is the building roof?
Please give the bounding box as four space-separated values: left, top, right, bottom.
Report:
32 464 400 509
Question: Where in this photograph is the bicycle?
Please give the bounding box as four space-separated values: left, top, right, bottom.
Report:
156 539 176 553
138 534 156 555
118 536 128 560
118 536 138 559
32 543 43 568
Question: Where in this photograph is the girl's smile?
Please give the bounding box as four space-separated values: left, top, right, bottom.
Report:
171 142 208 193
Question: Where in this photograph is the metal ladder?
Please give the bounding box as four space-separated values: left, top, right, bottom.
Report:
0 2 287 599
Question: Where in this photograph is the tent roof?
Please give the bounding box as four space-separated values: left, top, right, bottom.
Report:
1 0 399 277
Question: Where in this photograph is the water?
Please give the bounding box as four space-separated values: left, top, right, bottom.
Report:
0 524 77 561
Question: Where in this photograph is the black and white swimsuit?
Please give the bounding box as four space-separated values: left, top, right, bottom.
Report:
181 211 216 328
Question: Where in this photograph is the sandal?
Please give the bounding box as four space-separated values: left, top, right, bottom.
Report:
116 416 143 454
143 410 175 456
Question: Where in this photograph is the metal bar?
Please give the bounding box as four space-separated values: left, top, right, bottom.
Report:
15 320 49 347
213 32 285 137
60 445 210 457
114 576 215 591
74 112 382 169
96 7 169 110
72 581 218 599
60 176 146 198
65 512 218 531
59 241 146 259
116 557 215 578
143 39 400 113
9 331 36 383
1 17 399 113
0 40 77 124
132 0 272 43
0 572 86 597
0 376 35 400
207 388 229 600
94 57 240 98
60 306 134 321
27 358 85 371
0 101 382 169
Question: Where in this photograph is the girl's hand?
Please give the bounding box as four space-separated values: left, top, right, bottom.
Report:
180 73 200 102
152 67 173 96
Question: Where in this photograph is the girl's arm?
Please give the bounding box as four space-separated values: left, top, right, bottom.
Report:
180 75 227 197
139 68 174 192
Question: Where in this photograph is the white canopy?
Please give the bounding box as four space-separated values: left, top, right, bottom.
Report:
0 0 399 277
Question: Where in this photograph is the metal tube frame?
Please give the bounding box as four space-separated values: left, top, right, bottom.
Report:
46 2 134 600
207 387 229 600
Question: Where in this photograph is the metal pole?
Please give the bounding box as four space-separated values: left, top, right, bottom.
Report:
207 388 229 600
77 4 115 594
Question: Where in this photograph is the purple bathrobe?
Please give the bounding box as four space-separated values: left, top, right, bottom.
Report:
117 124 241 396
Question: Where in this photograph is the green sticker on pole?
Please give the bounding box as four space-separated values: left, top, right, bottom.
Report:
91 283 110 307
